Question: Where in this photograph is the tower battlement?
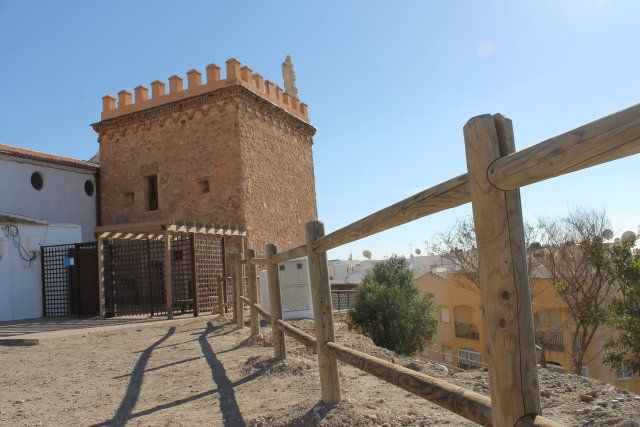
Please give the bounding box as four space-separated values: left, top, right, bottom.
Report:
100 58 309 123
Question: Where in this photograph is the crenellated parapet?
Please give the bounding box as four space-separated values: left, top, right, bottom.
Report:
100 58 309 123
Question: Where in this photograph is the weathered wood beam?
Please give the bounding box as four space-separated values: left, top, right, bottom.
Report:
246 248 260 336
275 319 317 351
488 102 640 191
324 341 492 426
252 303 271 320
266 244 286 359
306 221 341 404
268 244 307 264
464 114 540 426
312 174 470 253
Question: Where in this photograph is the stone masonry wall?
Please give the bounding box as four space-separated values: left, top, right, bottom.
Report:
238 101 317 253
97 95 245 228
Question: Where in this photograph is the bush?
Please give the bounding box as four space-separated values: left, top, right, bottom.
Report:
348 256 438 355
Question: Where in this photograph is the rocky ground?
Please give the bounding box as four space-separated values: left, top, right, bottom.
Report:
1 315 638 426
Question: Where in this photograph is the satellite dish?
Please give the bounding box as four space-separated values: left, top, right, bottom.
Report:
602 229 614 240
621 231 636 242
529 242 542 251
415 248 422 255
362 250 372 260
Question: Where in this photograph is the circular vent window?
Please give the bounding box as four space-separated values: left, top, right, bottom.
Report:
84 180 95 196
31 172 43 191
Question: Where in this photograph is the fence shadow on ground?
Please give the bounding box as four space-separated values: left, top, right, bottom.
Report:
93 320 277 426
94 326 176 426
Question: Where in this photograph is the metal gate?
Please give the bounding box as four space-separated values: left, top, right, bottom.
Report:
41 242 99 317
103 234 225 317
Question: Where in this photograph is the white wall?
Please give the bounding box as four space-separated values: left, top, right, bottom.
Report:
0 223 81 321
0 158 97 242
258 258 314 320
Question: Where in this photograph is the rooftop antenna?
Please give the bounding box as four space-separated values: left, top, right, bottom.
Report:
621 230 636 242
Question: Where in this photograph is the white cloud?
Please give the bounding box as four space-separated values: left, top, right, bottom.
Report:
476 41 494 58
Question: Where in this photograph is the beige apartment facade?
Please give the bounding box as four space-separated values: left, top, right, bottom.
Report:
415 271 640 394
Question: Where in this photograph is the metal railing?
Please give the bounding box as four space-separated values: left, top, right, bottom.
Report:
535 330 564 352
455 322 480 340
331 290 357 311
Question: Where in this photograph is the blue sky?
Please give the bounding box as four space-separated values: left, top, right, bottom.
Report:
1 1 639 259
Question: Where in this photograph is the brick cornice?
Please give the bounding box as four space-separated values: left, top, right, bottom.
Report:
91 85 316 137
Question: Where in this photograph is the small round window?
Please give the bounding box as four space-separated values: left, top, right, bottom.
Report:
30 172 43 191
84 180 95 196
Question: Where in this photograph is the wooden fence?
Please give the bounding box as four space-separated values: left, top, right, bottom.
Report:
230 103 640 427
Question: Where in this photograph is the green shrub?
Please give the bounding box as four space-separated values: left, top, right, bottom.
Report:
348 256 438 355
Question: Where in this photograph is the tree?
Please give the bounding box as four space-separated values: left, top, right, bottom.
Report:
537 208 618 375
603 231 640 376
348 256 438 355
431 216 543 296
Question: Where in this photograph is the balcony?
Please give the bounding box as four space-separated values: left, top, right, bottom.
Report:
535 330 564 352
454 322 479 340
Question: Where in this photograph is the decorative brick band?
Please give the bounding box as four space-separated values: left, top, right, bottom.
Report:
92 85 316 138
99 58 309 124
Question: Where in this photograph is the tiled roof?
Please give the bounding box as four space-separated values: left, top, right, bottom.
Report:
0 143 98 172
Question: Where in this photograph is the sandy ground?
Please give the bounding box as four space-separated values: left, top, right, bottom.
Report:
1 315 639 426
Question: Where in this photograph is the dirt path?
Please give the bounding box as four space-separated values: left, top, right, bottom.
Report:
1 316 638 426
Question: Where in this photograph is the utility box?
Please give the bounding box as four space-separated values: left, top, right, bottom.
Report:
258 257 313 320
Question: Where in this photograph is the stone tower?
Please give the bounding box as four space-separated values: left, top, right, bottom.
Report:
91 58 317 252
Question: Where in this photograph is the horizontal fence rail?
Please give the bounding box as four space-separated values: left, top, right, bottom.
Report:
488 102 640 191
227 101 640 427
268 244 307 264
275 319 317 351
252 303 270 320
324 341 493 426
313 174 470 252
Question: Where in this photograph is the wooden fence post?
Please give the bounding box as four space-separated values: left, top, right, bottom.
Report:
463 114 541 426
305 220 342 405
97 237 106 318
217 275 226 316
265 244 286 359
246 248 260 335
163 231 174 319
235 253 244 328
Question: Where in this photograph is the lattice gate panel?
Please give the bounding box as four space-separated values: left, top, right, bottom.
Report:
193 235 224 314
148 240 167 317
76 242 99 317
104 239 166 317
171 235 194 315
41 244 76 316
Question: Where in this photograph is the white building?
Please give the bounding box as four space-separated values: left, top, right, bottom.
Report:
0 144 98 242
0 144 98 321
